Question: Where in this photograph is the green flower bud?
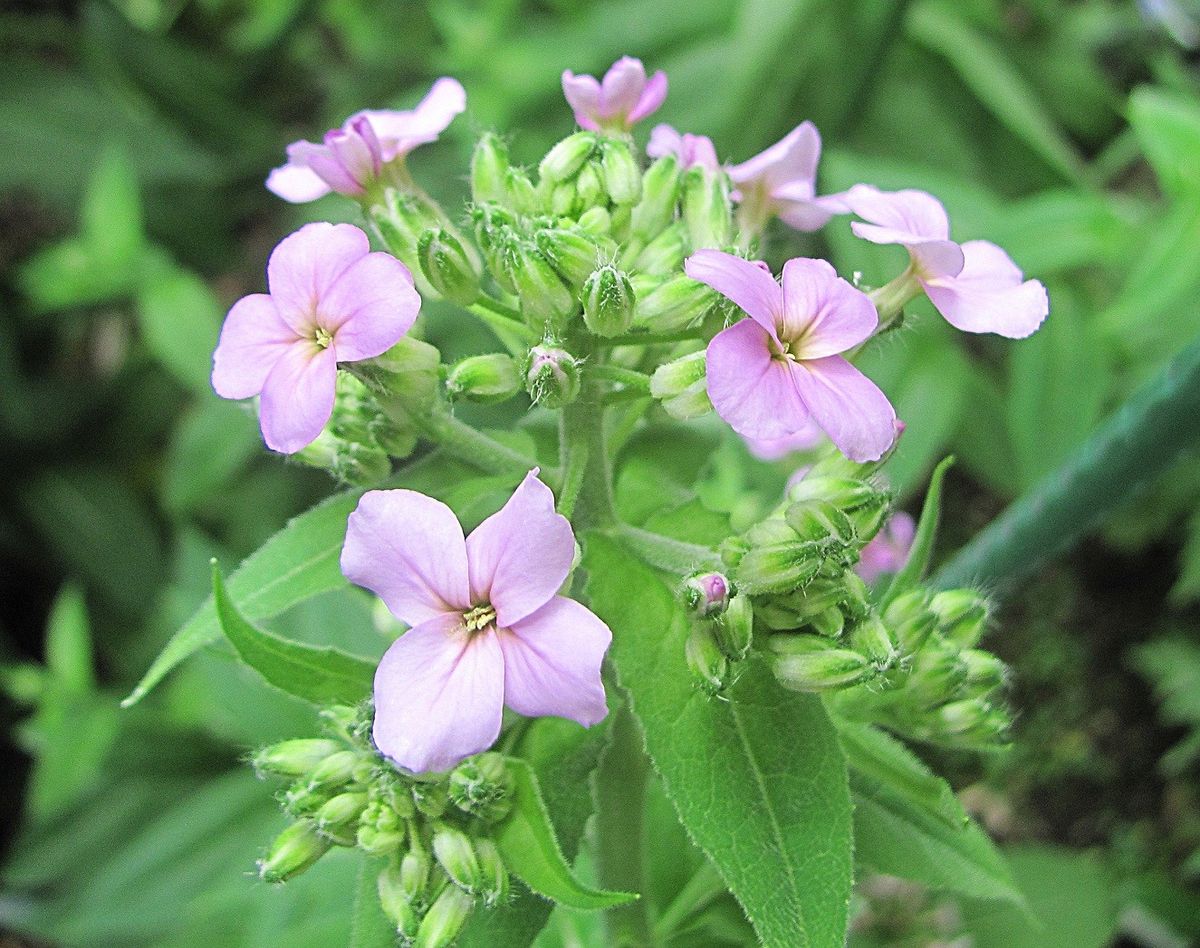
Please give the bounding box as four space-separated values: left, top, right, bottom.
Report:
788 476 891 542
681 166 733 250
576 205 612 236
448 752 514 823
539 131 597 183
378 861 422 937
686 623 730 696
809 606 845 639
841 571 872 624
505 168 539 215
432 825 481 891
307 750 362 788
784 501 858 549
471 132 511 206
634 274 715 331
296 429 391 487
524 345 581 409
632 221 687 274
473 837 510 907
683 571 731 618
883 590 938 655
910 646 968 705
415 884 474 948
369 189 445 287
650 350 711 420
735 542 823 595
356 825 406 856
934 697 1008 741
511 246 576 332
282 782 334 819
631 155 681 241
768 632 839 655
253 739 342 779
929 590 990 649
582 265 636 337
772 648 874 692
445 354 521 404
743 518 800 548
719 534 751 571
574 163 606 210
960 649 1009 694
400 847 432 904
418 228 481 305
712 593 754 661
549 179 580 217
536 227 603 289
412 780 450 818
849 615 898 671
316 791 369 831
600 139 642 205
353 337 441 419
259 821 332 883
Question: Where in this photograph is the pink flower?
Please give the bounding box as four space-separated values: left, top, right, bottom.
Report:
742 420 824 461
686 249 897 463
842 185 1048 338
267 77 467 203
855 512 915 583
561 57 668 133
728 122 845 232
211 223 420 454
341 471 612 774
647 124 719 171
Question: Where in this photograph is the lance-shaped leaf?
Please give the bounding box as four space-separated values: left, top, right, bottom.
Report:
878 455 954 608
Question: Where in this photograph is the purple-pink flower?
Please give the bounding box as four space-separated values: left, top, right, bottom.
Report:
267 77 467 203
742 420 824 461
341 471 612 774
855 511 915 583
842 185 1048 338
686 249 897 463
647 124 719 171
561 57 667 133
728 122 845 232
211 223 420 454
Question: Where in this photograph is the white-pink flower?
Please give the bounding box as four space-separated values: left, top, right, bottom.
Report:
561 57 668 133
211 223 420 454
341 471 612 774
267 77 467 203
842 185 1048 338
647 124 719 171
686 249 897 463
728 122 845 232
855 511 915 583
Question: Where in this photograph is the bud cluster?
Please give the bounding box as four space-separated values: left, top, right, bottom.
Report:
252 705 516 946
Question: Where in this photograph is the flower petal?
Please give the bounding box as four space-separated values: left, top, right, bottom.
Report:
842 184 951 242
774 186 845 232
706 319 811 439
628 69 668 123
211 293 298 399
500 597 611 727
373 613 505 774
646 123 683 160
357 77 468 158
266 223 370 329
600 56 647 120
465 471 575 627
321 252 421 361
790 355 897 463
742 420 824 460
342 489 472 626
923 240 1048 339
561 71 602 131
685 249 781 335
258 342 337 454
728 121 820 190
265 161 333 203
288 140 362 197
780 257 878 357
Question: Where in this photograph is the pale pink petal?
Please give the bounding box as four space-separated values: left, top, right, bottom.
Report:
790 355 897 463
706 319 811 439
342 489 472 625
258 342 337 454
728 122 820 190
743 420 824 460
685 249 781 337
687 133 720 170
843 185 951 242
373 614 505 774
320 253 420 361
561 71 602 130
211 294 299 399
465 471 575 628
923 240 1048 339
856 511 915 583
266 223 370 329
907 240 966 279
628 70 668 123
357 77 468 158
780 258 878 357
600 56 647 120
775 186 845 232
288 140 362 197
265 161 332 203
500 597 610 726
648 125 718 170
647 124 683 160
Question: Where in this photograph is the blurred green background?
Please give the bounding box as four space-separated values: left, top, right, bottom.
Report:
3 0 1200 944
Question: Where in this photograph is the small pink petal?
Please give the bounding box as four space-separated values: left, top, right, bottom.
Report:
500 596 611 727
779 258 878 357
258 342 337 454
728 121 821 190
342 489 472 625
289 140 363 197
856 511 916 583
628 69 668 123
373 613 505 774
685 249 781 337
923 240 1048 338
465 471 575 628
790 355 897 463
321 252 421 361
265 162 332 203
706 319 811 440
647 124 683 159
561 71 602 131
266 223 371 329
843 185 951 242
600 56 648 120
211 294 298 399
357 77 468 158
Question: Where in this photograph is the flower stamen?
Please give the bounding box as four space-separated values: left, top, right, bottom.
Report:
463 603 497 633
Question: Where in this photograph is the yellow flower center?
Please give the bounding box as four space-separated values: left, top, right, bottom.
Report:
463 603 497 633
313 327 334 349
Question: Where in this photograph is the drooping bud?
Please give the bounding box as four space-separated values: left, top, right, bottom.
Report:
650 351 711 420
582 264 636 337
448 752 514 823
252 739 342 779
536 227 604 290
683 571 731 618
849 615 898 671
808 606 845 639
432 825 482 891
259 821 332 883
524 345 581 409
633 274 716 331
883 590 938 655
631 155 681 241
415 884 474 948
473 837 510 907
445 354 521 404
471 132 511 206
711 592 754 661
539 131 597 183
772 648 874 692
378 861 422 938
929 590 990 649
511 245 576 332
685 623 730 695
418 228 481 305
599 139 642 205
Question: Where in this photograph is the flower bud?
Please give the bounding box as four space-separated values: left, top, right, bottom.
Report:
883 590 938 655
471 132 511 205
681 165 733 250
354 337 441 418
789 476 891 542
418 228 481 305
910 646 967 705
356 825 406 856
259 821 332 883
743 518 800 548
632 221 687 274
369 189 444 287
316 791 369 831
307 750 362 788
296 429 391 487
686 623 730 695
445 354 521 404
411 780 450 818
600 139 642 205
574 163 606 210
548 179 580 217
378 861 422 938
929 590 990 649
524 345 581 408
511 246 576 332
683 571 731 618
631 155 681 241
934 698 1006 740
253 739 342 779
432 825 481 891
772 648 874 692
650 351 711 420
448 752 514 823
808 606 845 639
634 274 715 331
473 837 510 907
576 206 612 236
960 649 1009 694
415 884 474 948
400 847 432 904
536 227 604 289
711 592 753 661
735 541 823 595
784 501 858 548
768 632 840 655
582 264 636 337
719 534 751 571
849 615 898 671
539 131 596 183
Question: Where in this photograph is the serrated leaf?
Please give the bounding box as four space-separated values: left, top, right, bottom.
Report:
211 562 375 706
585 533 853 948
879 456 954 606
494 758 636 911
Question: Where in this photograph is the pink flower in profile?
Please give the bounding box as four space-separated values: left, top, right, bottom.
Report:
647 124 719 171
728 122 845 232
561 57 667 133
842 185 1048 338
212 223 420 453
267 77 467 203
855 512 915 583
341 471 612 774
686 249 897 463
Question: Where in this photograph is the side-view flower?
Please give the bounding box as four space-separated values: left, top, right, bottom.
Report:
561 56 668 133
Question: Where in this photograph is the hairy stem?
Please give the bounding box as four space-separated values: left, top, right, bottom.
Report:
589 363 652 393
610 523 723 575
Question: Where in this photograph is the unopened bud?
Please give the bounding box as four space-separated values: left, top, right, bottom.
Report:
446 354 521 404
686 624 730 695
505 168 539 215
650 350 711 420
369 189 444 285
253 739 342 778
809 606 845 638
773 648 874 692
473 837 510 906
684 571 731 618
711 593 753 661
785 501 858 548
910 646 967 705
632 221 687 274
634 274 715 331
471 133 511 205
355 337 441 417
577 206 612 236
432 825 481 891
307 750 361 788
574 163 605 209
524 345 581 408
536 227 604 289
849 615 898 671
512 247 576 332
356 825 406 856
378 861 422 937
768 632 840 655
540 131 596 183
400 847 432 903
296 429 391 487
582 265 635 337
960 649 1008 694
631 155 681 240
316 791 369 830
681 165 733 249
549 179 580 217
789 476 891 542
449 752 513 823
735 542 823 595
600 140 641 205
883 590 937 654
934 698 1008 741
411 781 450 818
415 884 474 948
929 590 990 649
259 821 331 883
418 228 480 305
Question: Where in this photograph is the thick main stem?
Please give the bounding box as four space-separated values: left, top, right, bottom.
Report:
560 341 616 530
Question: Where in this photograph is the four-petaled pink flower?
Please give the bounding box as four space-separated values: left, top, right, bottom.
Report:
842 185 1049 339
687 249 897 463
341 471 612 774
212 223 420 454
267 77 467 203
855 511 915 583
647 124 720 171
728 122 845 232
561 57 668 133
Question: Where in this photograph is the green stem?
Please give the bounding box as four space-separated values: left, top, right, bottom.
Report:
652 861 727 942
610 523 723 575
467 299 540 355
560 341 616 529
557 420 589 520
401 400 554 486
589 364 652 393
594 328 706 349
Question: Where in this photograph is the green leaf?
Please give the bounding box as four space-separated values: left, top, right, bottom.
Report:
161 400 261 518
585 533 853 948
879 456 954 606
43 584 93 695
348 855 396 948
494 758 636 911
134 258 223 395
211 562 375 706
1128 85 1200 201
